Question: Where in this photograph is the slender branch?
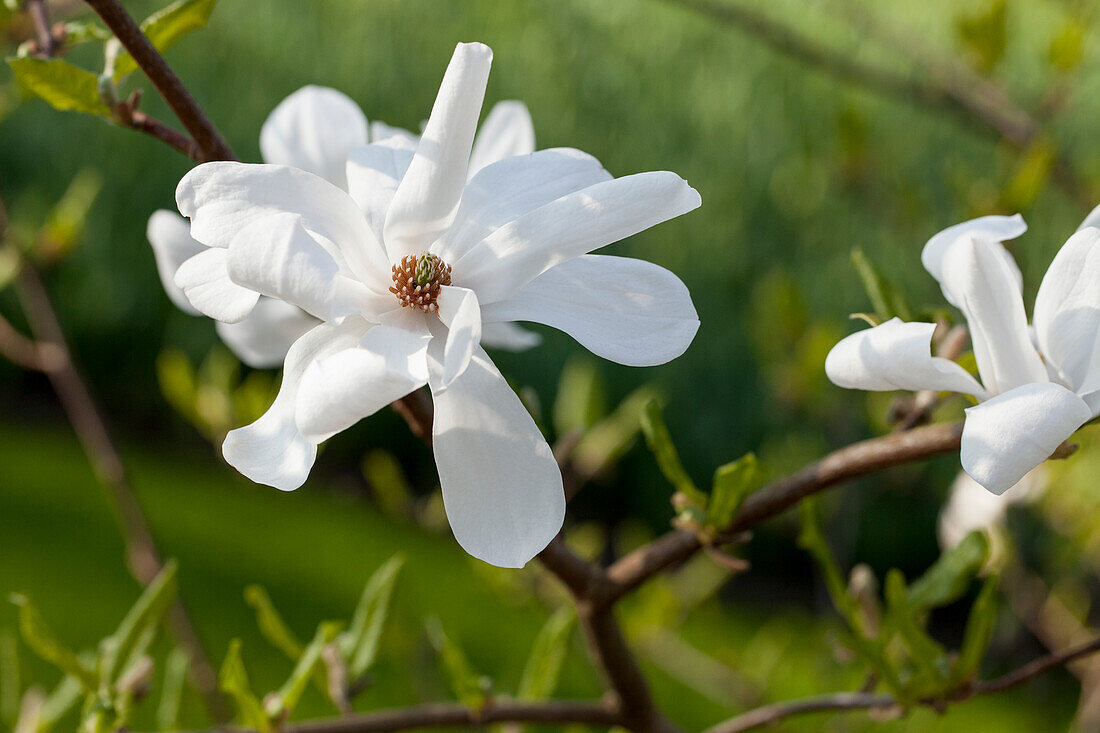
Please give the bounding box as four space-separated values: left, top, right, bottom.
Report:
13 261 229 721
605 422 964 602
706 636 1100 733
82 0 234 161
25 0 59 57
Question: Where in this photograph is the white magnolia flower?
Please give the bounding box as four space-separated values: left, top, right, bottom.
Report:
171 42 702 567
826 213 1100 495
148 85 540 366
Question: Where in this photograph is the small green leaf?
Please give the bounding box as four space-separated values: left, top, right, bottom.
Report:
552 357 606 436
218 640 272 732
114 0 219 78
951 575 1000 686
156 649 188 732
100 560 178 685
38 675 83 731
907 531 989 612
244 586 304 661
640 400 705 506
426 618 489 708
267 622 342 719
850 247 911 322
516 608 574 701
343 554 404 679
884 569 948 684
9 595 96 690
707 453 766 528
7 58 112 117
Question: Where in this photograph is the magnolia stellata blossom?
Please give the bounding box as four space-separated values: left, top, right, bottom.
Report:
149 86 539 366
171 42 701 567
826 213 1100 495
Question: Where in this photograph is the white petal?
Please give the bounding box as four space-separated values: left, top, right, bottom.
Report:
148 210 204 315
429 342 564 567
433 147 611 264
259 85 368 189
1078 204 1100 232
223 318 368 490
467 100 535 178
481 255 698 367
437 286 482 385
215 298 319 369
824 318 988 398
173 248 259 323
226 213 340 320
454 172 701 304
384 43 492 262
480 321 541 352
941 236 1046 394
1033 227 1100 395
369 121 419 148
961 382 1090 494
176 162 389 292
295 309 430 442
922 214 1026 295
346 141 415 245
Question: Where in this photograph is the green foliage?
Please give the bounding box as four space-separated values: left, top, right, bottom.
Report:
1049 19 1085 71
569 384 660 479
708 453 766 529
218 640 272 733
950 575 1000 685
7 58 112 117
9 594 96 690
244 585 304 661
113 0 220 79
426 618 490 708
955 0 1008 73
266 622 342 720
341 554 404 679
155 649 188 731
850 247 912 322
99 561 178 687
640 400 705 507
907 531 990 612
36 169 102 264
516 607 574 701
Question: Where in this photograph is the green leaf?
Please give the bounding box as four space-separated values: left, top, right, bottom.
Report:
218 640 272 732
570 384 661 478
100 560 178 686
850 247 911 322
426 618 489 708
39 675 83 731
707 453 766 528
907 531 989 612
343 554 404 679
7 58 112 117
955 0 1007 74
552 357 606 436
1050 20 1085 71
884 569 948 685
516 608 574 701
156 649 188 732
9 595 96 690
639 400 705 506
267 622 342 719
951 575 1000 686
0 630 18 726
37 169 102 262
1000 140 1054 212
244 585 304 661
114 0 219 78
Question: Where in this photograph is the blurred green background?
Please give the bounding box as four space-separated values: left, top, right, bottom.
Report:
2 0 1100 730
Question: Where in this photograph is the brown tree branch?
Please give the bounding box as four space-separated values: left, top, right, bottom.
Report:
705 636 1100 733
24 0 59 56
82 0 234 162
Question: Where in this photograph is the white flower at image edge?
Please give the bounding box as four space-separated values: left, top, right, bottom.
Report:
825 213 1100 495
148 81 541 366
172 42 702 567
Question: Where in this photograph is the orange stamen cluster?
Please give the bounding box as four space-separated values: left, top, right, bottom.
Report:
390 254 452 312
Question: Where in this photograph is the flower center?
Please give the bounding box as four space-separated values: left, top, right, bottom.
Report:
390 253 452 312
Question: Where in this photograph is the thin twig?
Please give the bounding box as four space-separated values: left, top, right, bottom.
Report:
83 0 234 161
25 0 59 57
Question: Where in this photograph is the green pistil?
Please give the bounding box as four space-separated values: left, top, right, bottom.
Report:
415 254 437 286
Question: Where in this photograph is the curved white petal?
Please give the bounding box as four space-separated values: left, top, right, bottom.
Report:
433 147 611 264
173 248 259 323
226 213 340 320
346 141 415 245
259 85 368 189
941 236 1046 394
467 100 535 178
481 255 698 367
437 286 481 386
1079 204 1100 232
369 121 419 148
1033 227 1100 395
148 210 204 315
961 382 1090 494
824 318 988 398
222 318 368 490
215 298 319 369
480 321 541 352
429 342 564 567
384 43 492 262
922 214 1026 296
454 172 701 304
176 162 389 292
295 310 430 442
